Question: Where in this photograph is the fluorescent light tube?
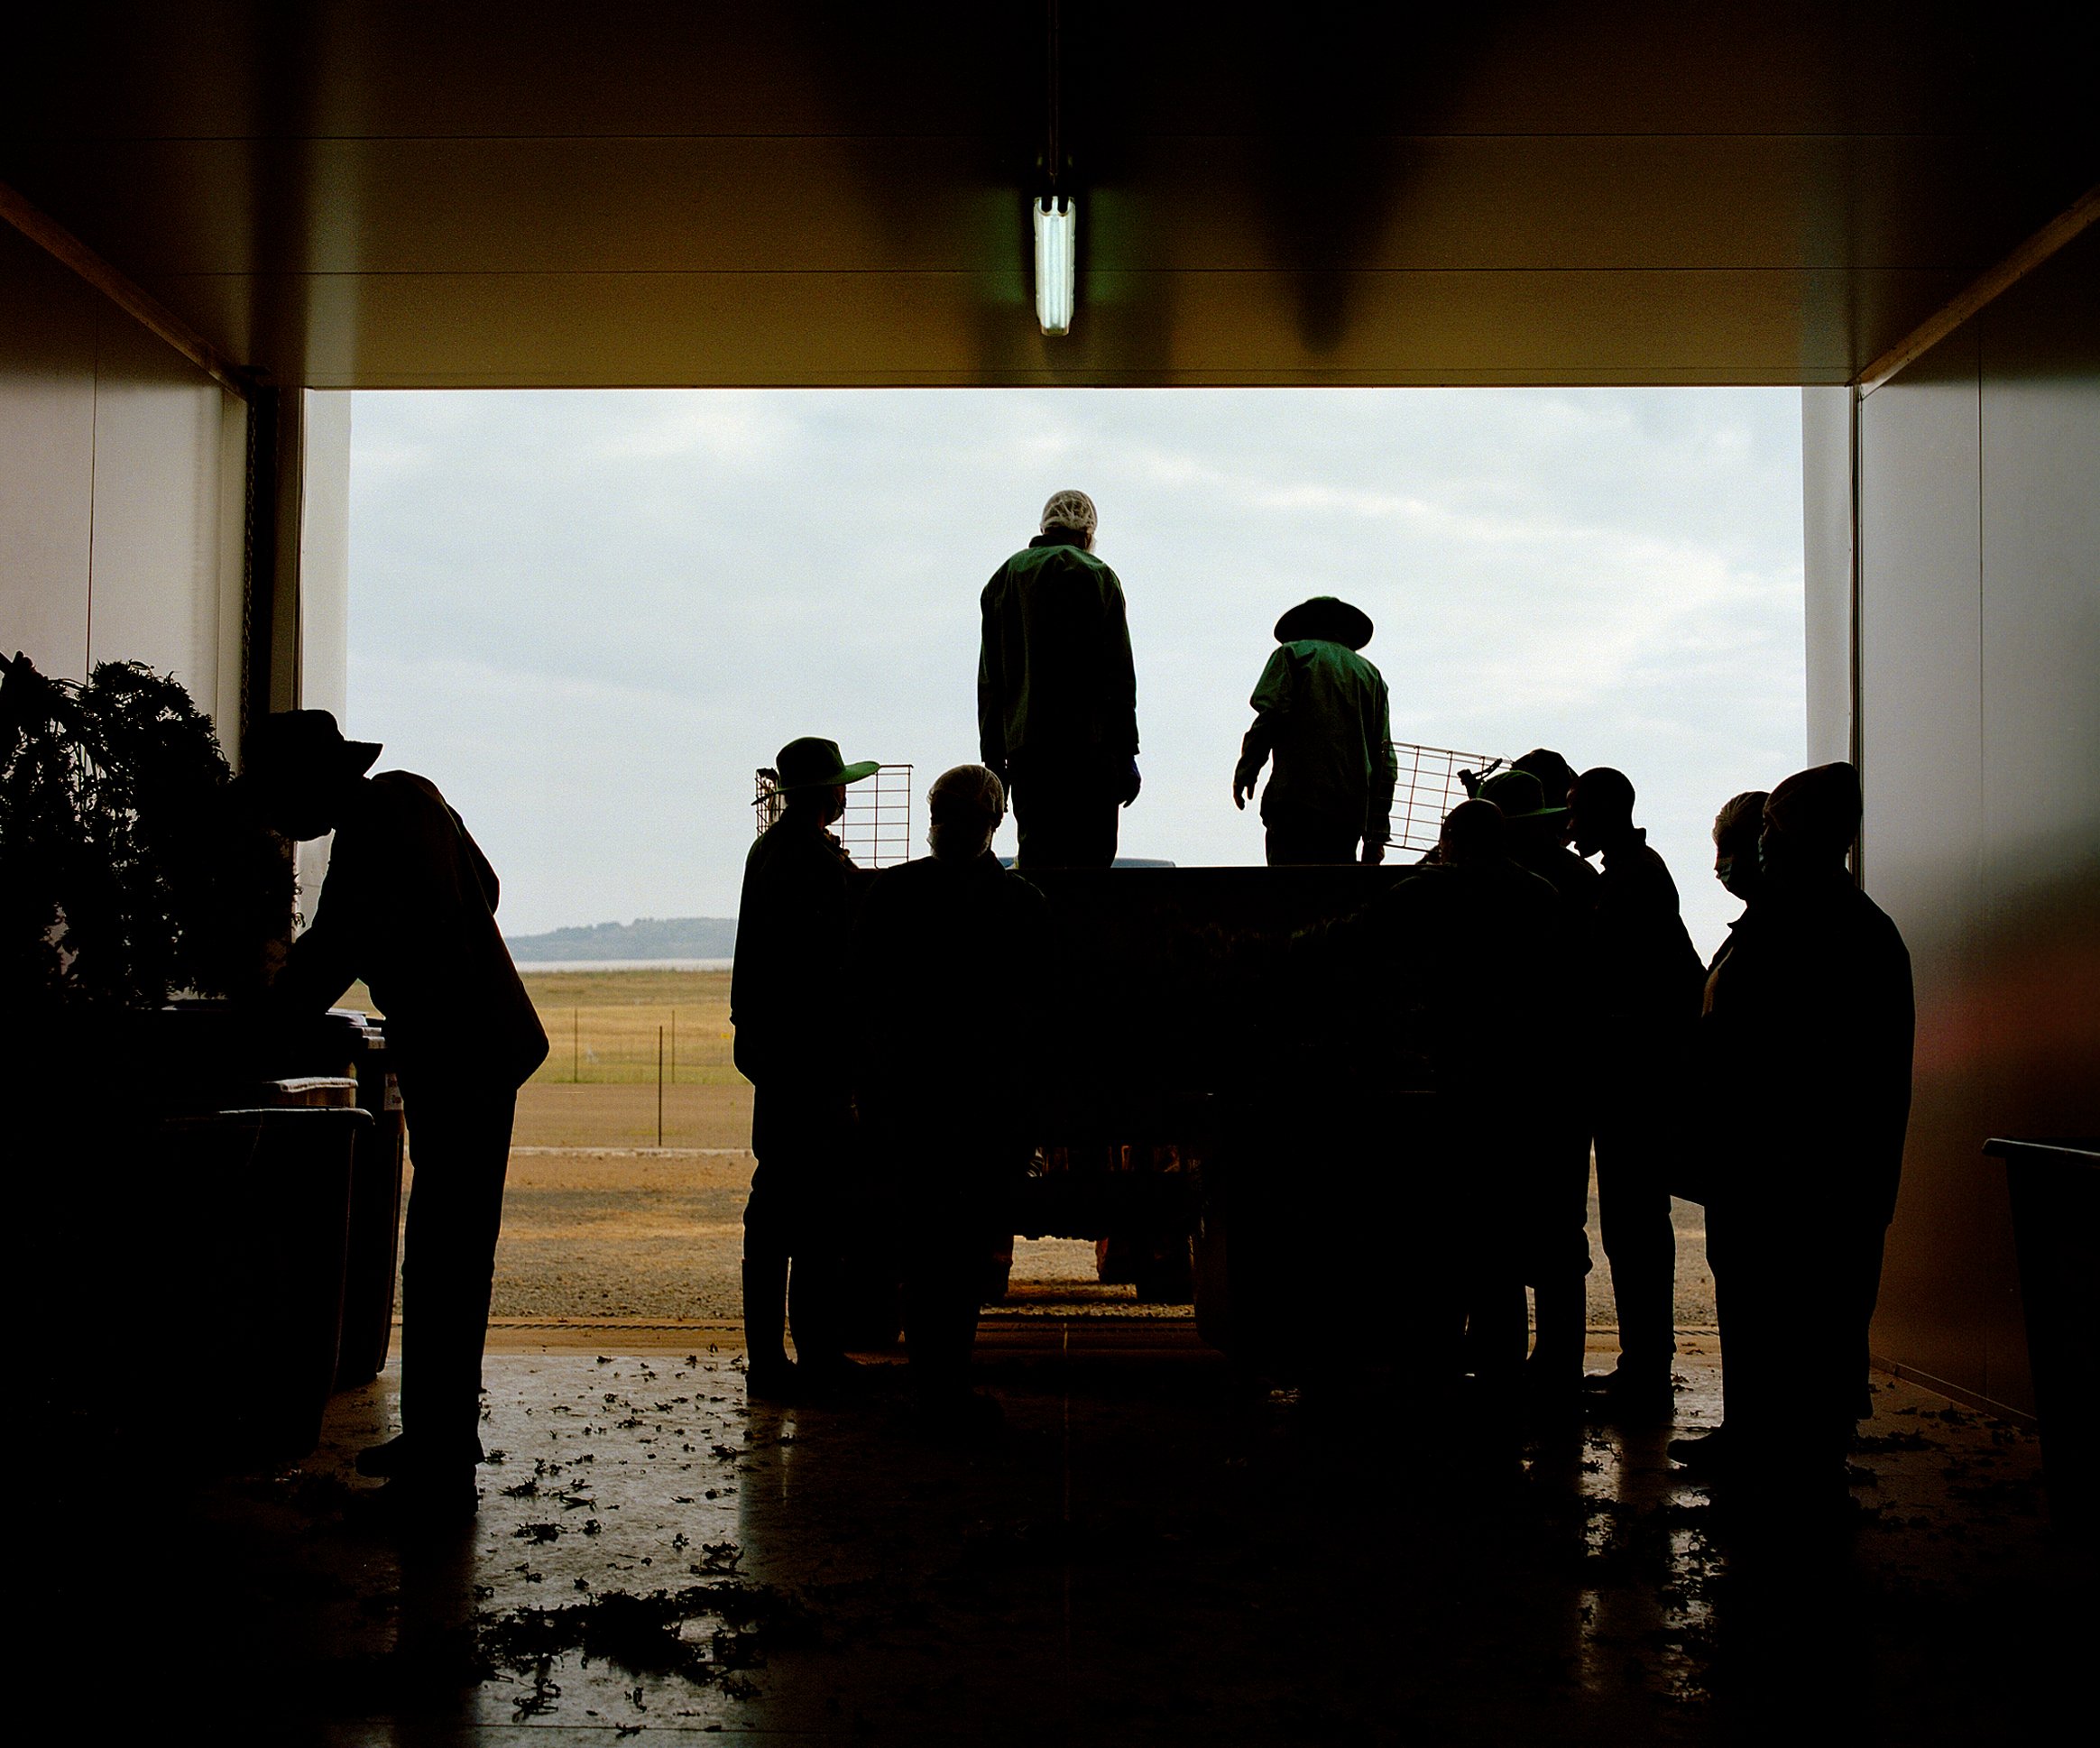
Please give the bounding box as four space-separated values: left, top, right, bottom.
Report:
1034 195 1075 336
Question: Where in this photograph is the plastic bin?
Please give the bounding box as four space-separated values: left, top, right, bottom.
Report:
1986 1136 2100 1541
334 1019 408 1389
154 1104 367 1458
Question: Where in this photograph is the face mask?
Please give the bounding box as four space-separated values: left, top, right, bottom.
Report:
928 820 996 862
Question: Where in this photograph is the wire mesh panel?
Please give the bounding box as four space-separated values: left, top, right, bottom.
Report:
1387 741 1507 853
753 763 914 869
836 764 913 867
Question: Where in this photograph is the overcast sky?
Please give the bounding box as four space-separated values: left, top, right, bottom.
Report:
346 387 1805 960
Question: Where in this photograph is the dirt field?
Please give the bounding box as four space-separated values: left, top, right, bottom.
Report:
511 1081 755 1149
472 1141 1714 1327
359 970 1715 1329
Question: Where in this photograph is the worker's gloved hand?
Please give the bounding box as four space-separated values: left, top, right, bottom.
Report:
1361 841 1386 866
1119 756 1142 806
1232 757 1262 811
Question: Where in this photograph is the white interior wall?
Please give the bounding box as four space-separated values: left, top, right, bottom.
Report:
293 391 355 921
1847 227 2100 1414
0 222 247 749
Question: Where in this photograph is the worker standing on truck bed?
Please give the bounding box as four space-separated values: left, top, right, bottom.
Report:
732 736 880 1401
1569 766 1705 1418
851 765 1053 1433
1476 767 1598 1411
1691 764 1912 1515
1232 596 1396 865
249 710 548 1519
978 489 1141 868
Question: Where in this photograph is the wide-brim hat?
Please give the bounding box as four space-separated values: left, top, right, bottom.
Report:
1478 768 1566 821
1512 748 1576 805
774 736 880 789
1274 596 1373 650
244 709 382 789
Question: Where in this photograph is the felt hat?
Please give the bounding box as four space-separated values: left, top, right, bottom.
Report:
773 736 880 789
1512 748 1576 806
1274 596 1374 650
1478 768 1566 820
245 710 382 788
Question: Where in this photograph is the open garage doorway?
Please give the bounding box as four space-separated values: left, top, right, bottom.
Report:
333 386 1804 1334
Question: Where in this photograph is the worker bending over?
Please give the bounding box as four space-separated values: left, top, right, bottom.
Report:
253 710 548 1517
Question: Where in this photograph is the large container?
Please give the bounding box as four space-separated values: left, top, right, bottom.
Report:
334 1017 408 1389
1987 1136 2100 1541
152 1105 367 1458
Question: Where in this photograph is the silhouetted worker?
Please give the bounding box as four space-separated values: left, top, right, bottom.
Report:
1513 749 1580 847
1669 788 1769 1477
250 711 548 1514
978 489 1140 867
1697 765 1912 1513
1232 596 1395 865
732 736 880 1399
1317 799 1567 1433
1569 765 1704 1415
1478 767 1600 1406
851 765 1052 1431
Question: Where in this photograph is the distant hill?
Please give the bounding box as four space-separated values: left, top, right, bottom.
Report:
505 915 738 961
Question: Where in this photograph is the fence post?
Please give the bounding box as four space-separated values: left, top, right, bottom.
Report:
657 1025 665 1149
573 1007 580 1082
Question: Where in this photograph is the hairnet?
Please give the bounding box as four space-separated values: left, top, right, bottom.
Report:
1764 763 1860 859
926 763 1007 862
1039 489 1098 535
1712 789 1770 850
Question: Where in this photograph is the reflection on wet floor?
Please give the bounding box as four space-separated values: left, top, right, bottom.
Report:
34 1328 2089 1743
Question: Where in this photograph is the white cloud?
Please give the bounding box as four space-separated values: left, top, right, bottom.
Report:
349 387 1805 953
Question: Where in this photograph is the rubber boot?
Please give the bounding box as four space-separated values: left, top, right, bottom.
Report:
742 1255 797 1399
788 1248 853 1390
1527 1274 1589 1411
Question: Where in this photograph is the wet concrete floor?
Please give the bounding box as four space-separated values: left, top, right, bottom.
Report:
37 1325 2090 1743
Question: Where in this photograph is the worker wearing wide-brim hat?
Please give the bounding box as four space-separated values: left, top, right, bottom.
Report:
1232 596 1395 866
731 735 880 1399
250 709 549 1517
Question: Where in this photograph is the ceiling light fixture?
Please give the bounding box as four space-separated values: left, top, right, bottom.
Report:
1033 0 1074 338
1034 195 1075 336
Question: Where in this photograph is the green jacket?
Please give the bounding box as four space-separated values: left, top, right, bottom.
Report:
1239 639 1395 845
978 533 1139 770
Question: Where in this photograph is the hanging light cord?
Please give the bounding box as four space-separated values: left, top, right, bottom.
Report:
1045 0 1062 200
